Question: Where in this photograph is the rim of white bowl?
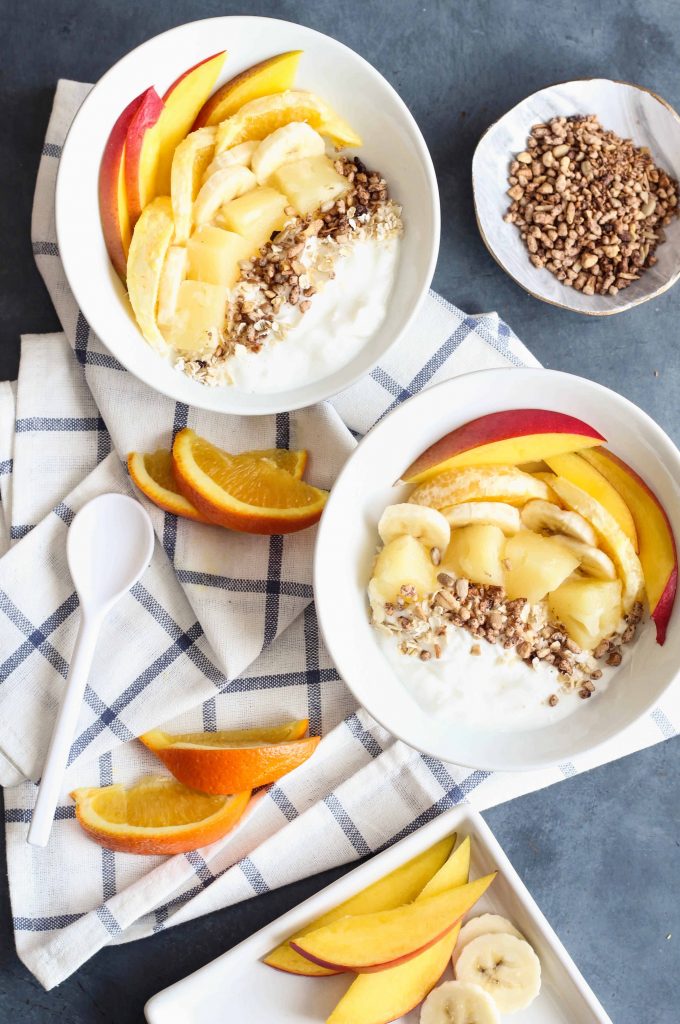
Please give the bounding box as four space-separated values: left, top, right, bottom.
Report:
314 366 680 770
472 77 680 317
55 15 441 415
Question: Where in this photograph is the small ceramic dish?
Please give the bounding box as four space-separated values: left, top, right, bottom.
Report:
313 367 680 771
144 806 613 1023
56 16 439 415
473 78 680 315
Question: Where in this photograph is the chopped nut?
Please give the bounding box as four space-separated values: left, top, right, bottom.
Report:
548 694 559 707
470 644 482 656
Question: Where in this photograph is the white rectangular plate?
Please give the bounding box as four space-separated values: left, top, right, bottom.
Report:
145 806 612 1023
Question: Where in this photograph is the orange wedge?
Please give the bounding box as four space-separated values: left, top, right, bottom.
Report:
128 445 308 522
70 777 251 855
128 450 211 522
172 428 328 534
215 90 362 151
140 720 320 794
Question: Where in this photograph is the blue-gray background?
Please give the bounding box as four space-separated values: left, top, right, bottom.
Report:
1 1 679 1021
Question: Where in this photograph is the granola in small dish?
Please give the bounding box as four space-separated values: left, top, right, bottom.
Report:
366 409 676 731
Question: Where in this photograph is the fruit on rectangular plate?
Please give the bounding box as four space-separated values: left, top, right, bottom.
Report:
326 839 474 1024
99 91 144 279
193 50 303 128
402 409 605 484
503 531 580 604
548 578 623 651
263 834 457 976
271 154 349 216
124 86 164 226
443 524 505 587
187 225 252 288
545 451 638 550
289 873 496 972
580 447 677 644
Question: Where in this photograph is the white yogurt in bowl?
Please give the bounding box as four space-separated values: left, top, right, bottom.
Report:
225 237 399 393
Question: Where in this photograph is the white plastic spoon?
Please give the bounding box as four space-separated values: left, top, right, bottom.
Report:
28 493 155 847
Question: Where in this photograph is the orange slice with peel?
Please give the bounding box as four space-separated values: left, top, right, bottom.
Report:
140 719 320 794
70 777 251 855
172 428 328 534
129 449 211 522
215 90 362 152
128 445 308 522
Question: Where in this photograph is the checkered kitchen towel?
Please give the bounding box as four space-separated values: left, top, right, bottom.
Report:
0 80 678 991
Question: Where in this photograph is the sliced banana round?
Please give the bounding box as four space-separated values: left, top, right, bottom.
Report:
251 121 326 184
552 534 617 580
452 914 525 966
193 165 257 226
521 499 597 546
420 980 500 1024
442 502 520 536
455 933 541 1013
378 503 450 553
201 140 259 183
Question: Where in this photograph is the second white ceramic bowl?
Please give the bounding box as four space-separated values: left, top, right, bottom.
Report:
56 16 439 415
314 368 680 771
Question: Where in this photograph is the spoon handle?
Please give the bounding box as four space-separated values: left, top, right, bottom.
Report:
28 612 103 847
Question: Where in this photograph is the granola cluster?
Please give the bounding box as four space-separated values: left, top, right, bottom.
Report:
375 573 644 705
179 157 402 385
505 114 679 296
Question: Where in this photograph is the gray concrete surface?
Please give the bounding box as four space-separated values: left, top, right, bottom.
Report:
1 1 679 1021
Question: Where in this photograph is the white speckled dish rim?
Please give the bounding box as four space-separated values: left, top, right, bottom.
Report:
472 79 680 316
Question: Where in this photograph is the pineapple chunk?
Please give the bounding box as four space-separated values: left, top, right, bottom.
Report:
369 535 438 610
271 155 349 217
187 225 252 288
442 524 505 587
219 186 288 249
503 531 579 604
161 280 227 354
548 578 623 651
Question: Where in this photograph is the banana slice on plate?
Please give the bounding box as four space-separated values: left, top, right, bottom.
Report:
378 503 450 552
452 913 524 965
201 141 259 183
420 980 500 1024
521 499 597 546
251 121 326 183
442 502 520 536
193 165 257 226
454 932 541 1013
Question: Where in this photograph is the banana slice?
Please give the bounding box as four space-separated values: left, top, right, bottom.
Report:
378 503 450 553
452 914 524 966
157 246 188 326
193 165 257 226
455 933 541 1013
201 141 259 183
251 121 326 184
420 980 500 1024
552 534 617 580
521 500 597 546
442 502 520 536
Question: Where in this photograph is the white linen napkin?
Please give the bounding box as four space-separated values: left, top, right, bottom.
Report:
0 80 677 991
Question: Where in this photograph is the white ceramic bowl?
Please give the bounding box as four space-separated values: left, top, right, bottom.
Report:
473 79 680 315
314 368 680 771
56 16 439 415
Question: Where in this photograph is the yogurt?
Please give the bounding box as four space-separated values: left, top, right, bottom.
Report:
378 625 615 732
225 237 399 392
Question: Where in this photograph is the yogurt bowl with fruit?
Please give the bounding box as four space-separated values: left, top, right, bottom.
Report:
314 367 680 771
56 16 438 415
